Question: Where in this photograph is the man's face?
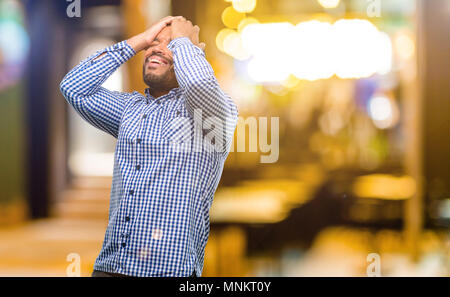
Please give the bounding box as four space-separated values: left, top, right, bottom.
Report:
143 26 178 91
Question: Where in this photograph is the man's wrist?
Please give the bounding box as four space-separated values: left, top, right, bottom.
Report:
168 37 192 50
168 37 205 55
104 41 136 65
126 33 149 53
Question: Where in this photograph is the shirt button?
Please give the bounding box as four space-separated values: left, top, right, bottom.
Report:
129 190 134 195
114 44 119 49
143 114 147 119
176 111 181 116
121 243 126 248
137 139 142 144
136 165 141 171
156 101 161 105
125 216 130 222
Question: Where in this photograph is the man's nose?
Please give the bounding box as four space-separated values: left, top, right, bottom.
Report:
152 45 164 54
146 47 164 59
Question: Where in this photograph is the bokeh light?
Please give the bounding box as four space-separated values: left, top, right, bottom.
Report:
223 30 251 60
333 19 392 79
0 20 29 64
394 31 415 61
216 28 236 53
292 20 335 81
353 174 416 200
232 0 257 13
0 0 29 90
235 19 393 83
317 0 340 9
222 6 246 29
237 16 259 33
368 94 399 129
241 22 293 82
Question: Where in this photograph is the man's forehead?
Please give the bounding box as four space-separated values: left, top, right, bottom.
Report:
155 26 172 42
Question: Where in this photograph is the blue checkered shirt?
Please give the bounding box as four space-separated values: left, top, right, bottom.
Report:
60 37 238 277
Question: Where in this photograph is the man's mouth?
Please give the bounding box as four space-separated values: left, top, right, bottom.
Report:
147 55 170 67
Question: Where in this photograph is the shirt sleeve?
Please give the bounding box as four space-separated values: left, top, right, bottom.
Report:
59 40 136 138
167 37 239 155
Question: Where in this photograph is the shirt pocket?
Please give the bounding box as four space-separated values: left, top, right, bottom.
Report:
119 101 142 138
161 107 194 143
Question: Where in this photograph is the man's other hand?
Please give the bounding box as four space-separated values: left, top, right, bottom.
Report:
171 17 206 51
127 16 177 52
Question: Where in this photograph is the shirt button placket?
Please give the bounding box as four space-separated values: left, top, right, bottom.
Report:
122 193 132 249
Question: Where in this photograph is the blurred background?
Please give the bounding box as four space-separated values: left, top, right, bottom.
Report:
0 0 449 276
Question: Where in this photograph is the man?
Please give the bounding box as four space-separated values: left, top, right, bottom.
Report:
60 16 238 277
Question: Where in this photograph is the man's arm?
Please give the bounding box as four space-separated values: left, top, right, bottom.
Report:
168 18 239 154
59 41 136 138
59 16 175 138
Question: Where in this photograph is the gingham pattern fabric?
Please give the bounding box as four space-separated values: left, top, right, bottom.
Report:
60 37 238 277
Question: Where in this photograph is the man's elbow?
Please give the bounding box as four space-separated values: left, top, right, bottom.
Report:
59 76 70 99
59 75 80 104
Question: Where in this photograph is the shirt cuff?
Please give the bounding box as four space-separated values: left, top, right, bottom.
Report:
104 40 136 65
167 37 204 55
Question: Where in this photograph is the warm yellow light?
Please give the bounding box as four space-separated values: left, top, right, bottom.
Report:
215 28 236 53
333 19 392 79
292 20 335 81
241 22 294 56
221 6 246 29
281 75 301 89
227 78 262 107
241 22 294 82
237 17 259 33
211 188 288 223
394 32 415 60
247 57 291 82
317 0 340 9
310 13 335 24
223 31 250 60
375 32 393 75
229 19 393 82
353 174 416 200
232 0 257 13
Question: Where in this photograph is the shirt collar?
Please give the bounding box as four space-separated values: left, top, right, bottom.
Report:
144 87 182 103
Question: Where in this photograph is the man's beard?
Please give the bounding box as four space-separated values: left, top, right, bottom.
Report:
143 69 174 91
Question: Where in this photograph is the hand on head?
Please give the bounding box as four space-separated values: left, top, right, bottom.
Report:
128 16 207 96
169 16 206 51
138 16 206 52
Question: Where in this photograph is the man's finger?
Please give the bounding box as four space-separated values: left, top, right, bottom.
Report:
160 16 175 24
153 16 174 29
